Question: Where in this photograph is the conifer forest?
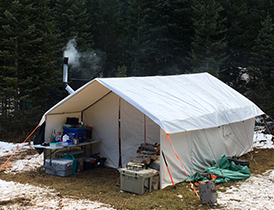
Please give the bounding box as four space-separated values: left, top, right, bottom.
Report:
0 0 274 137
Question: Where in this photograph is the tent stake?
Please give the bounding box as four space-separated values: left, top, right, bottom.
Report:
162 151 176 189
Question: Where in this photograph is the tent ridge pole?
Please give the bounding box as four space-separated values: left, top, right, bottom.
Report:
47 111 81 115
82 91 112 113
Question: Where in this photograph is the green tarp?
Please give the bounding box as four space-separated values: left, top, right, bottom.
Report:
186 154 251 184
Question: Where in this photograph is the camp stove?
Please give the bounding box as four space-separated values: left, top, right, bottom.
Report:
199 180 217 207
198 173 225 207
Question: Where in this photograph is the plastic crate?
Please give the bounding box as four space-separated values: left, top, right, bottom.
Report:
62 127 86 139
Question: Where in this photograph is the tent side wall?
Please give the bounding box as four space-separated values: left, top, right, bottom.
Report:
82 93 160 168
120 99 160 167
160 118 255 189
83 92 119 168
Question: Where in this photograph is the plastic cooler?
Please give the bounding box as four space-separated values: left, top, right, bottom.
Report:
45 158 73 177
62 127 86 139
120 168 154 195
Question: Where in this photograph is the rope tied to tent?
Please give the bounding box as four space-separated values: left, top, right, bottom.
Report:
218 126 247 152
166 133 199 198
218 126 257 164
0 125 40 173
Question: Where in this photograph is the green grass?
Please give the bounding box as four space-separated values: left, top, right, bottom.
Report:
1 148 274 209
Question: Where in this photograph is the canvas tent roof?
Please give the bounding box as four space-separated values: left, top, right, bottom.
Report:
40 72 264 133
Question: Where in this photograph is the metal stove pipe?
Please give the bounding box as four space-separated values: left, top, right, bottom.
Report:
63 57 75 94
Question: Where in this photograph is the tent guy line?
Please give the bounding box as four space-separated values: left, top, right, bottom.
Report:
218 126 254 160
166 133 199 197
0 125 40 172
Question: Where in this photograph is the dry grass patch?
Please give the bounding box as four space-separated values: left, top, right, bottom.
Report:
0 148 273 209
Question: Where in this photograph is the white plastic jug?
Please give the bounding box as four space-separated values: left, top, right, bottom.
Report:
62 134 69 142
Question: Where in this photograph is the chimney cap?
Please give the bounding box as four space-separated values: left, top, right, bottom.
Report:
63 57 69 65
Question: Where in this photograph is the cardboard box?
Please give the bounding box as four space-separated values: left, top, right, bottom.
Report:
76 157 85 172
152 175 160 190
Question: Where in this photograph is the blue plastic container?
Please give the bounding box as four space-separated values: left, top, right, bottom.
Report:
62 127 86 138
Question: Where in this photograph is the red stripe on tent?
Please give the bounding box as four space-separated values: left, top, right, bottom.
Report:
166 133 199 197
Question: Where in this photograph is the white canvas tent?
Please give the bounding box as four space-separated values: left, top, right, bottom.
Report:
38 72 264 189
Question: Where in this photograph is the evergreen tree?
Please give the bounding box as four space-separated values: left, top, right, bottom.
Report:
51 0 94 89
0 0 61 137
52 0 93 51
87 0 122 77
125 0 191 76
247 14 274 117
116 65 127 77
218 0 249 92
219 0 271 92
189 0 228 77
148 0 192 75
124 0 151 76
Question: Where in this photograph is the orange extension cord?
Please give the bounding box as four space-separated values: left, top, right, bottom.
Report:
0 125 40 172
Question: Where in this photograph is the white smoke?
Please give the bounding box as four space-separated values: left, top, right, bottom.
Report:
63 38 81 68
63 38 103 80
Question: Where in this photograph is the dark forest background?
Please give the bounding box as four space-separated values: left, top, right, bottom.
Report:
0 0 274 138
